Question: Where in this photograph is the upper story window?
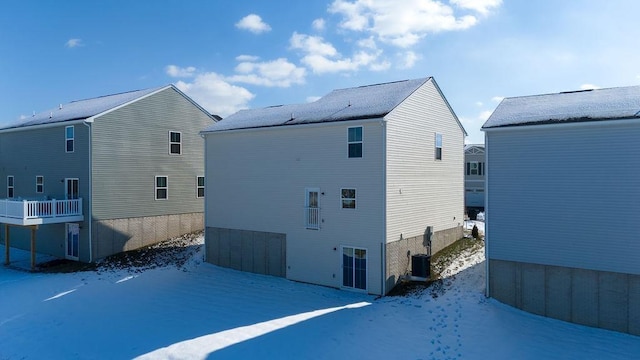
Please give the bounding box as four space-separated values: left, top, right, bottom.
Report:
466 162 484 176
65 126 74 153
36 176 44 193
169 131 182 155
348 127 363 158
435 133 442 160
341 188 356 209
196 176 205 198
155 176 168 200
7 176 14 198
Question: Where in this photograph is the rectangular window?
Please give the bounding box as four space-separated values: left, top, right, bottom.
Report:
36 176 44 193
196 176 205 198
7 176 14 198
469 161 479 175
348 127 363 158
66 126 74 153
341 188 356 209
435 133 442 160
305 188 320 230
155 176 168 200
169 131 182 155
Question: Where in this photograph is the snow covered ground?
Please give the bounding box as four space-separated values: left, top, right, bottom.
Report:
1 226 639 360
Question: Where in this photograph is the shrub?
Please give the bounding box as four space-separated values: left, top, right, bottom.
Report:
471 224 479 239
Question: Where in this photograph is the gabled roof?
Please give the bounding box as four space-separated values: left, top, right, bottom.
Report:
1 85 171 131
464 144 485 154
482 85 640 129
203 77 433 132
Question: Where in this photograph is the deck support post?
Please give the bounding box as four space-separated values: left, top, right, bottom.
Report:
4 224 9 265
30 225 37 271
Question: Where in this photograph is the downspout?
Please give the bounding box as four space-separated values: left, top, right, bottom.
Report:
201 133 207 263
483 131 489 297
381 119 387 296
83 119 93 263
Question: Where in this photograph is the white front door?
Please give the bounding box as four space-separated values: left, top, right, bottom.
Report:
65 223 79 260
65 178 79 199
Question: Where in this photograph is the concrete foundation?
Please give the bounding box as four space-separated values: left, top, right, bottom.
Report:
489 259 640 336
385 226 463 293
205 227 286 277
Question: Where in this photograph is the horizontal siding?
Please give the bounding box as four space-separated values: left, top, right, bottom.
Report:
386 79 465 244
205 120 385 294
486 122 640 275
92 87 212 220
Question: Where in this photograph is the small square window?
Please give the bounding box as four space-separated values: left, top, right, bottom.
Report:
348 127 363 158
155 176 168 200
36 176 44 193
66 126 74 153
196 176 205 198
435 133 442 160
341 188 356 209
169 131 182 155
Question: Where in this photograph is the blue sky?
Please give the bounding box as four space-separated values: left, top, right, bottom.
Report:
2 0 640 144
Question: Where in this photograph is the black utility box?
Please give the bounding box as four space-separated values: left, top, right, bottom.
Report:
411 254 431 278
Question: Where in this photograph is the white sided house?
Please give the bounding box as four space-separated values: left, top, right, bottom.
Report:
0 85 216 268
482 86 640 336
201 77 466 295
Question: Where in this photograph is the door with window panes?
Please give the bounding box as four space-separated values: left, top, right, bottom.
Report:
342 246 367 291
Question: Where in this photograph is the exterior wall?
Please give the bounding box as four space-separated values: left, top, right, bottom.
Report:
489 259 640 336
205 227 286 277
385 79 465 273
92 212 203 259
91 86 212 220
486 122 640 275
464 147 485 209
0 123 91 261
204 120 386 295
385 226 463 290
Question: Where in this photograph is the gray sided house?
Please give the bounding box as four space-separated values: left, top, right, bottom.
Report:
482 86 640 336
464 144 485 212
201 77 467 296
0 85 216 267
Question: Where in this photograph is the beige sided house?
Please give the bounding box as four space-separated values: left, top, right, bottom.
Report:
0 85 216 268
201 77 466 295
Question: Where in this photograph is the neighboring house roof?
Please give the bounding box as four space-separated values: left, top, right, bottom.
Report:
464 144 485 154
482 85 640 129
1 84 217 131
203 77 462 133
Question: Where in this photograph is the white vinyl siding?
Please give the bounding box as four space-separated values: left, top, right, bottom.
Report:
486 122 640 276
385 79 465 244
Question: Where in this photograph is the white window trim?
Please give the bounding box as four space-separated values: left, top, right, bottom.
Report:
36 175 44 194
347 126 363 158
155 175 168 200
65 125 75 153
7 175 14 199
435 133 442 160
340 245 368 292
305 187 321 230
169 131 182 155
196 176 204 198
340 187 357 209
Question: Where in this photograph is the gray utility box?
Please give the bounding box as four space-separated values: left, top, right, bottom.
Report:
412 254 431 278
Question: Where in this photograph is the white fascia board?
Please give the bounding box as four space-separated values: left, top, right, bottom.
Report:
481 117 640 133
0 119 89 134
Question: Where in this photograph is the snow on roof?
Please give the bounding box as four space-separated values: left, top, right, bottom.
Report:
1 85 169 130
203 77 431 132
482 85 640 129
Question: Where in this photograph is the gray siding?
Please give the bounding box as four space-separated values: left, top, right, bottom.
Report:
0 124 91 261
91 87 212 220
486 122 640 275
204 120 386 295
464 151 485 208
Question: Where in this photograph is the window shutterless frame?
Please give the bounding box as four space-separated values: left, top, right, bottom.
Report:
435 133 442 160
7 175 14 198
155 176 168 200
196 176 205 198
36 175 44 193
340 188 356 209
348 126 363 158
65 125 75 153
169 131 182 155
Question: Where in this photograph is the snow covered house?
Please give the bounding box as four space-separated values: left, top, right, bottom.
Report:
0 85 216 268
464 144 485 212
482 86 640 335
201 77 466 295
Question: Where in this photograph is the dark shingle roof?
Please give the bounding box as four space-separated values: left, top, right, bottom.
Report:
2 85 168 130
203 78 431 132
482 85 640 129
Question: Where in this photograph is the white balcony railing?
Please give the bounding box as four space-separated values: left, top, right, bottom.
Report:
0 198 83 225
305 207 320 230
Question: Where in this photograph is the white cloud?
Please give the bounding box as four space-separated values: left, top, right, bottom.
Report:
491 96 504 102
228 58 306 87
235 14 272 34
328 0 499 48
65 38 83 48
475 101 483 107
312 18 326 31
450 0 502 15
357 36 377 50
580 83 600 90
175 72 255 117
290 32 338 57
236 55 260 62
306 96 322 102
396 51 419 69
165 65 196 78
